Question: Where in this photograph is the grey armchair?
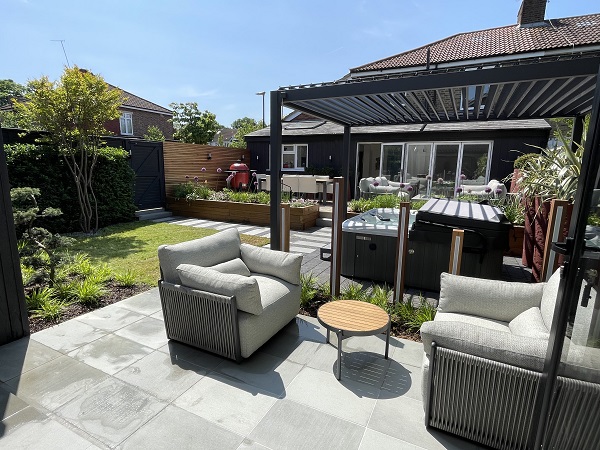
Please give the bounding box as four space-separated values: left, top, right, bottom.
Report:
158 228 302 361
420 269 600 449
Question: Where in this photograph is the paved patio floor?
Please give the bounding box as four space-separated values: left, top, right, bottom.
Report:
0 287 486 449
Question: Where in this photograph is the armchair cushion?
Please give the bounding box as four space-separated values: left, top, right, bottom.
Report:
210 258 251 277
240 243 302 285
434 311 510 333
158 228 241 284
176 263 263 315
540 268 561 330
509 307 550 340
438 272 545 322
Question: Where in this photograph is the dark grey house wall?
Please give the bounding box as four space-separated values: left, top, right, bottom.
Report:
246 126 550 196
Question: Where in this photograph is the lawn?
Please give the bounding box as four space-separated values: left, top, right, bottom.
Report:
70 221 270 286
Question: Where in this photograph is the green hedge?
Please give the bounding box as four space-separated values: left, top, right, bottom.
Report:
6 143 136 232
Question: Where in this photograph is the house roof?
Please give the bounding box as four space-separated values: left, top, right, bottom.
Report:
351 13 600 74
246 118 551 138
115 87 172 115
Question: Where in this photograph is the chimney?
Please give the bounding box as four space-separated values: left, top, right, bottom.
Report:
517 0 548 27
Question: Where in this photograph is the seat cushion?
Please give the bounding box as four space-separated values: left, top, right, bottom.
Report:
210 258 251 277
240 244 302 285
158 228 241 284
238 275 301 358
435 312 510 333
509 307 550 339
176 264 262 315
540 268 561 330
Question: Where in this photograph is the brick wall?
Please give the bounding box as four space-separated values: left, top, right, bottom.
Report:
517 0 547 26
106 108 174 139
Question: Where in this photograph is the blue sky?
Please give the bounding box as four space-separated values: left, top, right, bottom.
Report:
1 0 598 127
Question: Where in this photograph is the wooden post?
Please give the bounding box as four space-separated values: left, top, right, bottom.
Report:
330 177 345 298
393 202 411 303
542 199 570 281
280 203 291 253
449 229 464 275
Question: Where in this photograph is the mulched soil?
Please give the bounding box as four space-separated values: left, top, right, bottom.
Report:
300 295 421 342
28 282 150 334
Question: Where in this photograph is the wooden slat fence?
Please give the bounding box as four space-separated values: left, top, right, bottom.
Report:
163 142 251 196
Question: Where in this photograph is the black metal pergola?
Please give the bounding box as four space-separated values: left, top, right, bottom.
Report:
268 52 600 448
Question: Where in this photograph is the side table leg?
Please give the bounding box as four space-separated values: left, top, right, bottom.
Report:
385 321 391 360
337 331 342 380
326 329 330 344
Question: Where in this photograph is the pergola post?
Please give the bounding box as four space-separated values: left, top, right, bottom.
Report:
341 125 351 217
0 131 29 345
269 91 283 251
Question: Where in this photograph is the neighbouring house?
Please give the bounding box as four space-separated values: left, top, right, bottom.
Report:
209 128 236 147
245 1 600 198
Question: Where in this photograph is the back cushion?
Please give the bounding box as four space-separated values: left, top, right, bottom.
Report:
210 258 251 277
540 268 562 330
177 264 263 315
240 243 302 285
509 307 550 340
158 228 241 284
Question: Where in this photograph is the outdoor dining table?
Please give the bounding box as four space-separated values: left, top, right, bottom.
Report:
315 178 332 203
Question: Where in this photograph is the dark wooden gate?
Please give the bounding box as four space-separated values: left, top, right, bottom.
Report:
126 140 165 210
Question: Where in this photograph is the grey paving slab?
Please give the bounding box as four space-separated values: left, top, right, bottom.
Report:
30 319 108 354
0 381 30 420
285 366 378 426
389 337 425 368
290 245 318 254
6 355 108 411
237 439 272 449
380 362 423 402
249 399 365 450
281 316 329 343
359 428 419 449
241 227 270 236
0 410 95 449
56 377 167 448
114 288 162 315
150 309 164 321
68 334 153 375
256 330 323 365
0 338 62 382
114 316 168 349
115 350 206 402
368 394 481 450
120 405 243 450
174 373 277 436
216 352 303 397
75 304 146 332
158 340 226 371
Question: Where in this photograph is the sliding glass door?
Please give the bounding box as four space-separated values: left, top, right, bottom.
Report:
431 143 460 197
405 143 433 197
381 144 404 182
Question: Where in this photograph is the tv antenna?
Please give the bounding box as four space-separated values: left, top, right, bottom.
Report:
51 40 70 67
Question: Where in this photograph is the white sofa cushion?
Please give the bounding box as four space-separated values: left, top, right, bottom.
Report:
176 263 263 315
435 311 510 333
240 243 302 285
540 268 561 330
509 307 550 340
158 228 241 284
210 258 251 277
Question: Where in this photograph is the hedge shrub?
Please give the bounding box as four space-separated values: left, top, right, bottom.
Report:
6 143 136 232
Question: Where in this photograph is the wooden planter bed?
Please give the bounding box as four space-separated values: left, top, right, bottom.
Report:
167 198 319 230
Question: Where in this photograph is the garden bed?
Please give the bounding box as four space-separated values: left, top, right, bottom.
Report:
167 198 319 230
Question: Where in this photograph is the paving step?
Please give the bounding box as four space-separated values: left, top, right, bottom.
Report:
136 208 173 221
315 217 332 227
319 210 333 219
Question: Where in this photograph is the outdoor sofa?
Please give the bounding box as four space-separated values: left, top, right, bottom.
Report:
359 176 412 199
420 269 600 449
158 228 302 361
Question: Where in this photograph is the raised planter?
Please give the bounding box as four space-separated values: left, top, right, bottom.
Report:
507 224 524 257
167 198 319 230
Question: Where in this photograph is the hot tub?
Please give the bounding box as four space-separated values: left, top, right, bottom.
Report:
341 208 417 284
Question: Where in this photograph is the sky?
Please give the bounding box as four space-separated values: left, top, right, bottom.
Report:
1 0 599 127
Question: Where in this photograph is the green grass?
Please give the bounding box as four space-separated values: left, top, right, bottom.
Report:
70 221 270 286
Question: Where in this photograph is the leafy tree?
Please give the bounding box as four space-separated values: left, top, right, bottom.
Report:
169 102 221 144
0 79 25 106
14 66 122 233
143 125 165 141
230 117 264 149
11 187 74 284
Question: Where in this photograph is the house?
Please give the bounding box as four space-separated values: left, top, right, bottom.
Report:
104 86 174 140
209 128 236 147
245 1 600 198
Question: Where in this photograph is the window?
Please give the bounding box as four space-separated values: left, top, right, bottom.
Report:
282 144 308 170
119 112 133 135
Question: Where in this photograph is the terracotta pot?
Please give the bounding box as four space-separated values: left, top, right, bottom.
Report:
507 225 525 257
532 197 551 282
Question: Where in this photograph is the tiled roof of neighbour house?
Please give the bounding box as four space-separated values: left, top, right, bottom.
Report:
245 119 551 138
351 13 600 74
114 86 172 115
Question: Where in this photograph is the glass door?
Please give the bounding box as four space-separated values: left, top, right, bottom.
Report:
460 143 490 185
405 143 433 197
431 143 460 197
381 144 404 182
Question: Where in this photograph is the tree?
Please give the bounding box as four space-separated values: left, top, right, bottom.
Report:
143 125 165 141
169 102 221 144
0 79 25 106
15 66 123 233
230 117 264 149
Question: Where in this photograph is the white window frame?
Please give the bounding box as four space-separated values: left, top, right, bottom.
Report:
120 112 133 135
281 144 308 171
